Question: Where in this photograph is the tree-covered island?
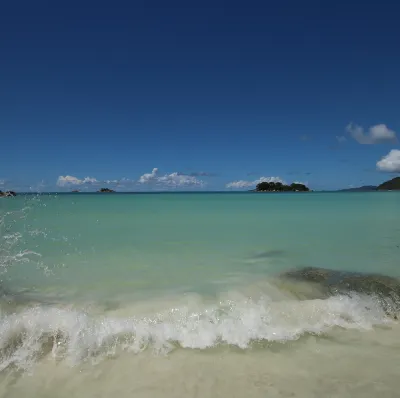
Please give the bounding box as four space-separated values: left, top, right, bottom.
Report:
253 182 310 192
97 188 115 193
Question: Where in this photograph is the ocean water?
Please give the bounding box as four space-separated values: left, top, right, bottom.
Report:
1 192 400 397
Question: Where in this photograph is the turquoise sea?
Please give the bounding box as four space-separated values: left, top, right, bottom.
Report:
1 192 400 397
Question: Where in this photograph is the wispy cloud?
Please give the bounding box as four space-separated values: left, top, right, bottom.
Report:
56 170 206 191
336 136 347 143
103 178 135 187
138 168 205 188
328 135 347 151
56 175 139 190
287 171 312 176
300 135 311 141
376 149 400 173
56 175 99 187
29 179 48 192
346 123 397 144
226 176 285 189
362 168 377 174
178 171 217 177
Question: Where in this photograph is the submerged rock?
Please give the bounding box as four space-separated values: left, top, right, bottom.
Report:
280 266 400 318
251 250 286 259
283 267 333 284
0 283 56 314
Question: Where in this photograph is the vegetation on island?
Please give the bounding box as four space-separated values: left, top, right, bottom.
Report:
97 188 115 193
254 181 310 192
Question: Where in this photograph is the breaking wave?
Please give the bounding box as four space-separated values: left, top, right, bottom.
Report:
0 290 392 372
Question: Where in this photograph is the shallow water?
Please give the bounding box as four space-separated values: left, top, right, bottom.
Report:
1 192 400 397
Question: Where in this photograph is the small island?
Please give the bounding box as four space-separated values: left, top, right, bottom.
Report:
252 182 310 192
0 190 16 197
97 188 115 193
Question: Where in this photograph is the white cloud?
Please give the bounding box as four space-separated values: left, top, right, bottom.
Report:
0 179 5 186
226 176 284 189
138 168 159 184
57 175 99 187
138 168 205 188
346 123 397 144
226 180 255 189
376 149 400 172
56 171 205 191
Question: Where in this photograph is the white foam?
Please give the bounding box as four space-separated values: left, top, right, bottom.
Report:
0 292 392 372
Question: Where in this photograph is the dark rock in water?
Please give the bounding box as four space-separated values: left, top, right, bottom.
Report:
281 266 400 319
0 190 16 197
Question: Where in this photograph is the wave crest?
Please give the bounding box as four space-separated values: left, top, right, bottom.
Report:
0 292 392 372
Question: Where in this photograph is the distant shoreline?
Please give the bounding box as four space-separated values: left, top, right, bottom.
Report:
7 190 400 196
4 177 399 196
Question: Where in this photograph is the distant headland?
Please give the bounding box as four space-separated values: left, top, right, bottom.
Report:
250 182 310 192
377 177 400 191
338 177 400 192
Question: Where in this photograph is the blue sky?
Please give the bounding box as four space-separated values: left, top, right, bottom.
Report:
1 0 400 192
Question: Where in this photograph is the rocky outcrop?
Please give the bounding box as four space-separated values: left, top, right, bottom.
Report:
280 266 400 318
0 191 16 197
